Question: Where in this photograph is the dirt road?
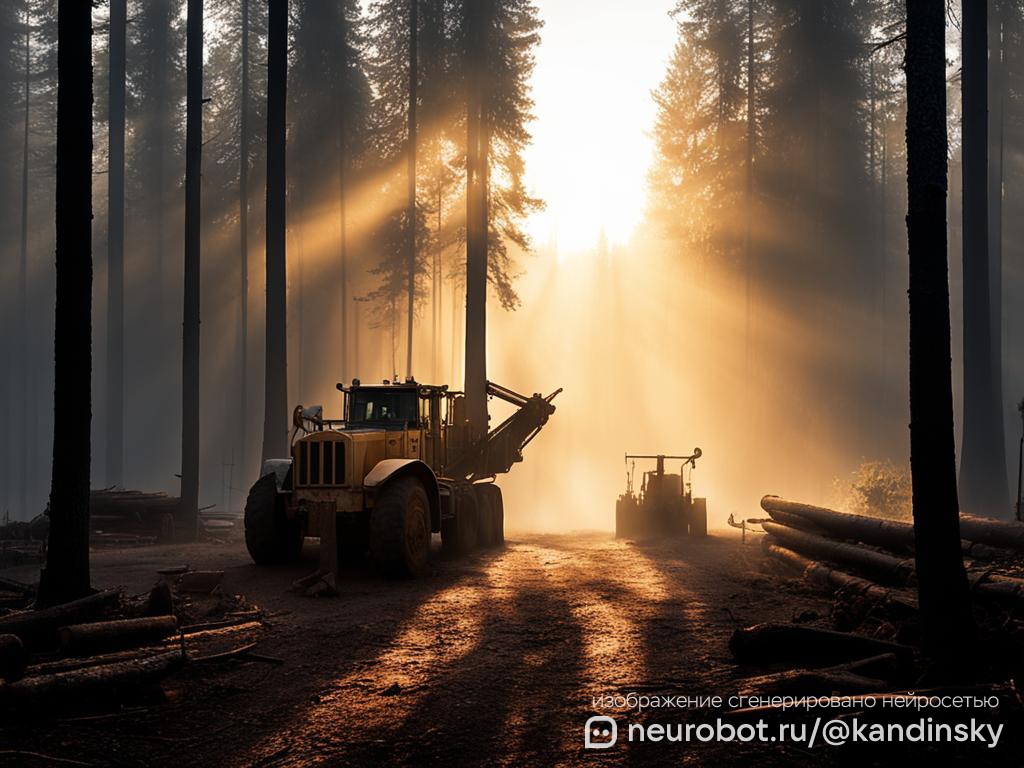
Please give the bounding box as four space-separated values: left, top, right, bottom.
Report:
6 532 1010 766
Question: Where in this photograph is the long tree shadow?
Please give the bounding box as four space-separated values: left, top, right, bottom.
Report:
231 543 522 766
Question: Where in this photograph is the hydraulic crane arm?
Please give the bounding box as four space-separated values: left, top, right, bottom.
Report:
447 382 562 481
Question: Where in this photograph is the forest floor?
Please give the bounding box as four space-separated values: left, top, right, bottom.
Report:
0 531 1019 767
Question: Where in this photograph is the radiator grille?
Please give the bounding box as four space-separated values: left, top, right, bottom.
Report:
294 439 345 487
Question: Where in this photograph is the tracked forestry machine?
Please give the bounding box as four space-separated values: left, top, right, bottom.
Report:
244 378 560 581
615 451 707 539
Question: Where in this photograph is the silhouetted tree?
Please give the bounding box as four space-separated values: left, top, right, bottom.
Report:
180 0 203 538
0 0 18 519
204 0 270 484
38 0 93 606
903 0 975 670
290 0 372 392
406 0 418 378
960 0 1009 518
18 1 32 519
462 0 488 435
126 0 185 484
262 0 288 465
458 0 542 435
106 0 126 488
366 0 432 373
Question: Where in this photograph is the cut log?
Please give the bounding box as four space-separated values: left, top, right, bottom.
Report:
0 634 27 682
762 495 1024 554
762 522 916 585
761 496 914 551
729 622 914 666
0 590 120 649
763 541 918 615
58 616 178 657
28 646 173 676
766 536 1024 609
175 570 224 594
0 650 183 710
959 514 1024 552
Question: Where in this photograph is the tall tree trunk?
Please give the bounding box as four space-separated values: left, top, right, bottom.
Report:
904 0 975 670
406 0 418 379
106 0 125 489
239 0 250 485
464 0 488 437
987 0 1005 481
18 1 30 518
180 0 203 540
744 0 754 380
337 14 348 384
38 0 93 607
960 0 1009 517
262 0 289 467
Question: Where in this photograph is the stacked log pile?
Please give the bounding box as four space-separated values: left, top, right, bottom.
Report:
89 488 182 543
757 494 1024 609
725 496 1024 710
0 573 270 713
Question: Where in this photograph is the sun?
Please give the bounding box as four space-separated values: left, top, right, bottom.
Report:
521 0 678 260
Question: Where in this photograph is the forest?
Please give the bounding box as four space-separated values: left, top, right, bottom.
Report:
0 0 1022 764
0 1 1021 533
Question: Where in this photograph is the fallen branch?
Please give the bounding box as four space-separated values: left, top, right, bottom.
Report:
190 642 257 663
179 616 262 635
729 622 914 666
737 654 903 697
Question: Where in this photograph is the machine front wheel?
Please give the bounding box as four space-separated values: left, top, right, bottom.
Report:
369 477 431 578
244 474 303 565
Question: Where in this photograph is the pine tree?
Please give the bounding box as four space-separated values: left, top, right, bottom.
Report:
291 0 372 390
262 0 289 466
366 0 433 375
0 0 21 518
38 0 93 607
180 0 203 539
960 0 1010 518
106 0 126 488
904 0 975 672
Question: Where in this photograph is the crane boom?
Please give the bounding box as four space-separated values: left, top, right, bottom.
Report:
446 383 562 481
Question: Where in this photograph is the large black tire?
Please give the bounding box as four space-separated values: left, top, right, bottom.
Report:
474 486 496 548
487 485 504 546
369 477 431 578
244 474 303 565
455 485 478 555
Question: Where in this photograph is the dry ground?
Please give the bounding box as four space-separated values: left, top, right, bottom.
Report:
0 531 1018 766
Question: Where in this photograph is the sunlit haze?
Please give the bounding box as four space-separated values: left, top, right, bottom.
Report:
523 1 678 257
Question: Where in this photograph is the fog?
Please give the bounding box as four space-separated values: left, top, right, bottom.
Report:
3 1 1024 530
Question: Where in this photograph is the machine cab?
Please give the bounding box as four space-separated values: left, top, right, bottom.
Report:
346 383 422 430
